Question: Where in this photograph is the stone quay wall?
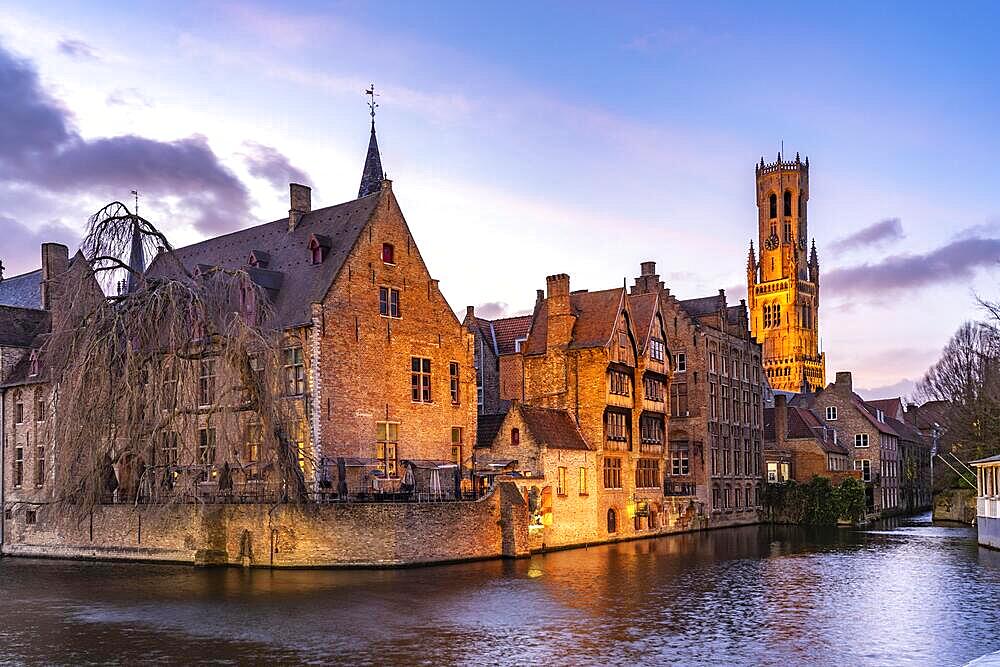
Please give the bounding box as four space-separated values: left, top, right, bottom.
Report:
2 483 530 568
933 488 977 524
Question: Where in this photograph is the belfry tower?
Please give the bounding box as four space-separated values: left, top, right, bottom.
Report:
747 152 825 392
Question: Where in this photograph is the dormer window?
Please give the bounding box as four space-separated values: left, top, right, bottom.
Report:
247 251 270 269
308 234 331 265
382 243 395 265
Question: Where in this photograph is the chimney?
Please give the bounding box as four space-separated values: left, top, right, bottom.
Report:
536 289 544 303
641 261 656 276
40 243 69 311
632 261 661 295
288 183 312 232
545 273 575 349
774 394 788 444
834 371 853 393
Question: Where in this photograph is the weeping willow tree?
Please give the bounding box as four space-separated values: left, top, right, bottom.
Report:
45 202 311 519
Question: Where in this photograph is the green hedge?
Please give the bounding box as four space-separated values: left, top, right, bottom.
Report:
763 476 866 526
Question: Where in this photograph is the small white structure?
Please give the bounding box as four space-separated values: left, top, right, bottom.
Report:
972 454 1000 549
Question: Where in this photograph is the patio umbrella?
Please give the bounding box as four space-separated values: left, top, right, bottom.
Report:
430 468 441 498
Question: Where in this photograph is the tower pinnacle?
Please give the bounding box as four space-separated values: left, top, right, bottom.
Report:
358 84 385 199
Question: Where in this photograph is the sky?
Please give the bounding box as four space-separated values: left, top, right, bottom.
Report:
1 1 999 399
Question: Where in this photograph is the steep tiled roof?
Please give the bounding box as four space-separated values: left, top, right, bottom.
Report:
492 315 533 355
476 412 507 448
147 193 381 330
868 397 905 421
886 416 927 445
0 269 42 309
0 306 49 348
907 400 947 431
519 405 591 451
765 404 849 455
523 287 624 355
678 294 724 318
627 292 658 352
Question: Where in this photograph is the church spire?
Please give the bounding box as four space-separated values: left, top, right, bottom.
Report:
125 192 145 294
358 84 385 199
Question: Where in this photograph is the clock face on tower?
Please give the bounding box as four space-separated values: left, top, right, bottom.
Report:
764 233 779 250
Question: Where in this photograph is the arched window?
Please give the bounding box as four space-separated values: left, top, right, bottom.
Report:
381 243 395 264
511 428 520 445
774 304 781 327
768 193 777 219
797 193 803 217
607 508 617 533
783 190 792 217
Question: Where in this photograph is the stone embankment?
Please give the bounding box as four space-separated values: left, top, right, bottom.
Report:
933 488 976 524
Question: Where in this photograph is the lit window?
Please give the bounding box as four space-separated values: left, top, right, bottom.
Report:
376 422 399 476
451 427 463 467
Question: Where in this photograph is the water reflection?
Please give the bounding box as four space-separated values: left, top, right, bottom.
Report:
0 514 997 666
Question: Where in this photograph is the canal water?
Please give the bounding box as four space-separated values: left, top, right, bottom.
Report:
1 513 998 666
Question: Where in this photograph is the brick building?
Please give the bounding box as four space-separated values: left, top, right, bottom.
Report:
629 262 766 525
1 243 104 535
747 153 826 392
763 394 852 483
495 272 675 540
482 402 598 548
869 397 933 512
792 372 905 515
463 307 532 415
140 119 478 495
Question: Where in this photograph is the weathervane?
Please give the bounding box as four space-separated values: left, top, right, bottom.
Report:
365 84 379 126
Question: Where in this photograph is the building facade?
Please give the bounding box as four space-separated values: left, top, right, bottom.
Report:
764 394 853 484
630 262 766 525
747 153 826 392
497 272 677 541
463 307 532 416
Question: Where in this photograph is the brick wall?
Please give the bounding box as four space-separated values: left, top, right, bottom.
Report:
314 187 477 469
2 483 530 566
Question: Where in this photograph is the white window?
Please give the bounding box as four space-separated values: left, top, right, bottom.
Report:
832 428 838 444
876 409 885 423
675 352 686 373
514 337 528 352
826 406 838 421
854 459 872 482
650 339 665 362
855 433 869 448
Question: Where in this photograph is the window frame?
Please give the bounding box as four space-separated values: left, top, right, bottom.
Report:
377 421 400 477
855 433 870 448
379 286 401 319
826 406 838 421
411 357 432 403
603 456 622 489
449 362 460 405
